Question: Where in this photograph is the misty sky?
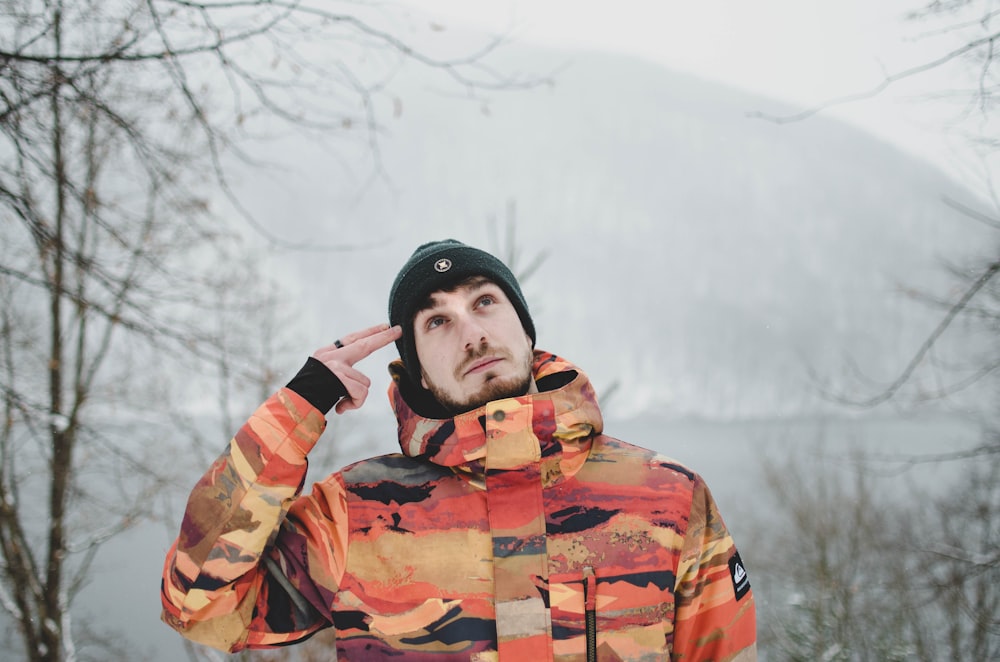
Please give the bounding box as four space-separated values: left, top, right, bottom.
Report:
399 0 982 183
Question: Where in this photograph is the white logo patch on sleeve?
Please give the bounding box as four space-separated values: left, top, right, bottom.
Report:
729 551 751 601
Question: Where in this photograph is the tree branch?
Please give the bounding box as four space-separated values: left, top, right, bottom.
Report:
836 259 1000 407
748 29 1000 124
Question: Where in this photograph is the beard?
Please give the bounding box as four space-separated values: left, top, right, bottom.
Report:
424 342 535 414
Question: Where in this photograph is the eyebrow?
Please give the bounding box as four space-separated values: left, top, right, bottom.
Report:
413 276 494 320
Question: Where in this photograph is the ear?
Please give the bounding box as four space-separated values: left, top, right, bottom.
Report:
421 373 429 390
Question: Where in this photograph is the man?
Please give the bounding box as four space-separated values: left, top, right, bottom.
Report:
161 239 757 661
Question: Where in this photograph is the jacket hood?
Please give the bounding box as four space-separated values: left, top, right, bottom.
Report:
387 350 603 476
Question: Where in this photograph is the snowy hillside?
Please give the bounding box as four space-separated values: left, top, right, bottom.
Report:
235 46 992 421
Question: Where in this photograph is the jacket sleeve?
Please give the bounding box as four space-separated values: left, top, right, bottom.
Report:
160 388 351 652
672 476 757 661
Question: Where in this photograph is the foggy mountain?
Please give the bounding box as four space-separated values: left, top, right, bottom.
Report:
241 46 990 423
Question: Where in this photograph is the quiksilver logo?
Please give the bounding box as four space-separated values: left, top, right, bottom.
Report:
434 258 452 273
729 551 751 601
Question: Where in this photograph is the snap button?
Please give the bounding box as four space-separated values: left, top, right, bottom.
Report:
492 410 506 422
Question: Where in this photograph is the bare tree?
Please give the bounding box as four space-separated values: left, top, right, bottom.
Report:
751 1 1000 415
0 2 536 660
752 447 911 661
745 5 1000 657
486 199 550 285
914 449 1000 659
751 440 1000 661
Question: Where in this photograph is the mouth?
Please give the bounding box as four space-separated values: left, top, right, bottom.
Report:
463 356 504 376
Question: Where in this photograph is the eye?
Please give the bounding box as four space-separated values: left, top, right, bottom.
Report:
476 294 497 308
425 315 445 330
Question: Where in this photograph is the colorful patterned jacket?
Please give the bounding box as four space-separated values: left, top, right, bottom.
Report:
161 351 757 660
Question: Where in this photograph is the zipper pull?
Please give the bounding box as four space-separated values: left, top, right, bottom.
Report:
582 566 597 611
582 566 597 662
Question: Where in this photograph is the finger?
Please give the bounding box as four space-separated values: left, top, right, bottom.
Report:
331 369 370 415
335 397 360 415
335 382 369 414
337 324 402 364
335 394 365 415
312 326 394 365
338 323 394 347
340 370 371 401
317 324 401 365
312 344 340 364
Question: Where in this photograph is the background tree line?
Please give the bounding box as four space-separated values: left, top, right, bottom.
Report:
752 1 1000 659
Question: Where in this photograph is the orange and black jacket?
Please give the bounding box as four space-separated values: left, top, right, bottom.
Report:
161 351 757 660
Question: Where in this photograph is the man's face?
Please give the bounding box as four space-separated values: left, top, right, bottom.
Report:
413 277 537 414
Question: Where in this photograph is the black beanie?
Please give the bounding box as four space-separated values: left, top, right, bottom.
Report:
388 239 536 383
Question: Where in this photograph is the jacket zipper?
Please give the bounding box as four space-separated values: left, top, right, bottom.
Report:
583 566 597 662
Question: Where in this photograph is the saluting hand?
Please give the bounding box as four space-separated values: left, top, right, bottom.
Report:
312 323 403 415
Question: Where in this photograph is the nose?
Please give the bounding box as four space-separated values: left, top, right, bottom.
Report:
456 312 488 350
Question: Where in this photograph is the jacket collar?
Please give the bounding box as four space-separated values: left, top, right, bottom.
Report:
388 350 603 477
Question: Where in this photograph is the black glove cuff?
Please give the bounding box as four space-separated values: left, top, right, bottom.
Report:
286 357 349 414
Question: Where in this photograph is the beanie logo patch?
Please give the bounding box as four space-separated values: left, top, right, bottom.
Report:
434 258 452 273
